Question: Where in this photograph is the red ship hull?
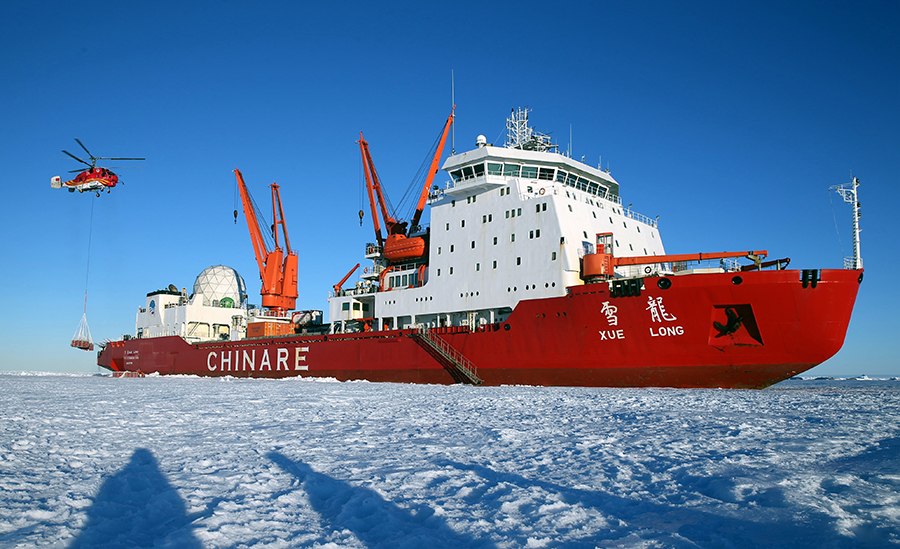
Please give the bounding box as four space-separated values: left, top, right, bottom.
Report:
98 268 861 389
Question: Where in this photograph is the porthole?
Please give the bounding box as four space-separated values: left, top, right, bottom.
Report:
657 278 672 290
732 276 743 285
504 324 511 331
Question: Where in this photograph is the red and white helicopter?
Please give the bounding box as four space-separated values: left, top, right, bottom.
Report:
51 139 144 196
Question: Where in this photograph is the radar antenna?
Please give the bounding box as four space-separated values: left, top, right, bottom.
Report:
505 107 558 152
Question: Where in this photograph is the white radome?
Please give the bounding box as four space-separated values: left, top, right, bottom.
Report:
193 265 248 307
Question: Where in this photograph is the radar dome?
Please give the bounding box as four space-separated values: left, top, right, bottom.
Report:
476 135 487 147
193 265 248 307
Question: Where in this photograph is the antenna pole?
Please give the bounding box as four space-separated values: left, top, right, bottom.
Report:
451 70 456 154
831 176 863 269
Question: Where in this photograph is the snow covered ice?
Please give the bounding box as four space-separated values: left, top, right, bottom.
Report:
1 374 898 548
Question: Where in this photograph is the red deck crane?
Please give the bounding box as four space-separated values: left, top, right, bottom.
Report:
234 168 298 314
358 108 454 263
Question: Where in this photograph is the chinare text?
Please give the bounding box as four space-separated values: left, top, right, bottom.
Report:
206 347 309 371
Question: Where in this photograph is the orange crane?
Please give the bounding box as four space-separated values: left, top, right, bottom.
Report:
582 232 768 280
358 107 454 263
234 168 298 313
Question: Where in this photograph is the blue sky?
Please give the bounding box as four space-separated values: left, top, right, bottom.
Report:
1 1 897 375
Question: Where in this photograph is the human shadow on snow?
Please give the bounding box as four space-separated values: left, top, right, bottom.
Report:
267 451 495 549
68 448 202 549
437 459 869 548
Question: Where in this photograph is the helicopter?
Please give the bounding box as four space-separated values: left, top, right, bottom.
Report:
51 139 144 196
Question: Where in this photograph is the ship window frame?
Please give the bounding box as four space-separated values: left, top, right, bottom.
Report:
487 162 503 176
187 322 210 338
462 166 474 180
450 169 463 182
551 251 557 261
538 167 555 181
503 164 520 177
556 170 568 183
521 165 538 179
472 163 485 177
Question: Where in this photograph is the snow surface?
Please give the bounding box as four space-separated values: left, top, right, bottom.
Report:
1 373 898 548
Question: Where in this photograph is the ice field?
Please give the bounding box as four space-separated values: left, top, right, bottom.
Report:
1 373 898 548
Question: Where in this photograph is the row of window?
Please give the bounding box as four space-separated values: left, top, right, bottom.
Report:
340 302 372 312
449 162 614 199
437 227 544 255
450 202 550 228
435 252 558 276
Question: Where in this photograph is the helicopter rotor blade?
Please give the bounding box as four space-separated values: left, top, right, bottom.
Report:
98 157 145 161
74 138 94 160
62 149 92 166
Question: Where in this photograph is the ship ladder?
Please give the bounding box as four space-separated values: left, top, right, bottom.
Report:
411 327 483 385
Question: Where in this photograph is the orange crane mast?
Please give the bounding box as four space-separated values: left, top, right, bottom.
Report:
234 168 298 313
358 108 455 264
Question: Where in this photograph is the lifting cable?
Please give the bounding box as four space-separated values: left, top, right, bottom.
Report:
71 197 95 351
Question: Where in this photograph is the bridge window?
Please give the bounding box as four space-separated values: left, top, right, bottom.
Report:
538 167 555 181
556 170 567 183
521 166 538 179
503 164 520 177
472 163 485 177
487 163 503 175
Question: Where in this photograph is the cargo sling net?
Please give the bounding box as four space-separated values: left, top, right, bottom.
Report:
71 312 94 351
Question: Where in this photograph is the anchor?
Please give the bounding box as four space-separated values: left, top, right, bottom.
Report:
713 307 743 337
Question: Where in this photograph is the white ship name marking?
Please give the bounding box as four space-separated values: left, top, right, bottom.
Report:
598 329 625 340
650 326 685 337
206 346 310 372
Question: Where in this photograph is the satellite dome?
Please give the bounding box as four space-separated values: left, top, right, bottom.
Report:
193 265 247 307
476 135 487 147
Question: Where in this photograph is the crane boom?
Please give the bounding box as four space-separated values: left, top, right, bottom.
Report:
234 168 298 313
409 106 454 236
358 135 385 247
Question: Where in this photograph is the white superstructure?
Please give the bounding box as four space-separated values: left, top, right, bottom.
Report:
329 108 666 332
135 265 250 342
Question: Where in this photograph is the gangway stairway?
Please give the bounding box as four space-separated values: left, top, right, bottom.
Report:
410 327 483 385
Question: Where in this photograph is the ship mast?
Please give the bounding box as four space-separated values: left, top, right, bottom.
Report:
831 176 863 270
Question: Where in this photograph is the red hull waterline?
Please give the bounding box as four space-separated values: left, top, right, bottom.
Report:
98 268 861 389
